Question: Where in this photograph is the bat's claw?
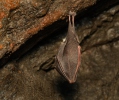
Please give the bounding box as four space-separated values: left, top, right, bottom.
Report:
68 11 76 27
69 11 76 17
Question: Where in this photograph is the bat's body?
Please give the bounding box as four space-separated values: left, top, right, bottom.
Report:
56 11 81 83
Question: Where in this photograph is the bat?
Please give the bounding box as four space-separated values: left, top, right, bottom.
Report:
55 11 81 83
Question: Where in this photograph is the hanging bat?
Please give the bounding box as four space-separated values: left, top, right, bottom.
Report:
55 11 81 83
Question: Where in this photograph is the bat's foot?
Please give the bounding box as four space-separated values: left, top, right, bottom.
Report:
68 11 76 27
69 11 76 17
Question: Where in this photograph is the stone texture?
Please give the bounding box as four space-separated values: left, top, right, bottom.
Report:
0 0 119 100
0 0 97 67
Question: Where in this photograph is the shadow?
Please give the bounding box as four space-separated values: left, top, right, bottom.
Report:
55 77 79 100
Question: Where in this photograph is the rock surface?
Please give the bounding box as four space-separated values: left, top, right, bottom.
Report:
0 0 119 100
0 0 97 67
